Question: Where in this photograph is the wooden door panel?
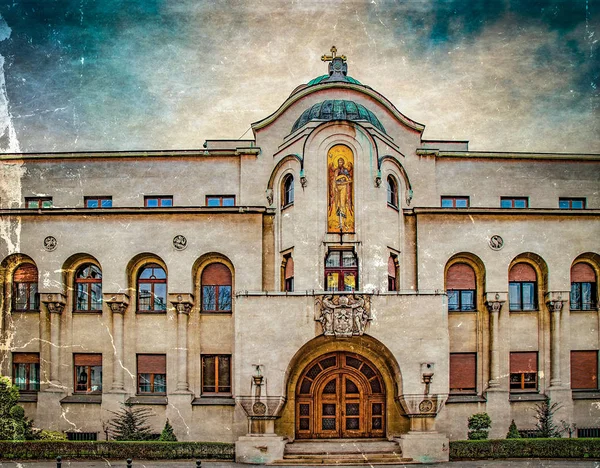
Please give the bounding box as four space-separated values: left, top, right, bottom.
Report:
296 352 386 439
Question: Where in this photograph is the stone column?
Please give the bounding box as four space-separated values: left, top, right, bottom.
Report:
486 298 504 388
169 293 194 393
40 293 66 391
105 293 129 393
547 296 565 387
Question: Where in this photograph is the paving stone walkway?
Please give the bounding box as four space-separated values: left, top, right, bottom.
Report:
0 460 600 468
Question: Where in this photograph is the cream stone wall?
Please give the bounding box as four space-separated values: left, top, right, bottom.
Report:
0 74 598 447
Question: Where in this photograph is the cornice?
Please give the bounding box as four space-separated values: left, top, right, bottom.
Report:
404 208 600 217
416 149 600 161
0 206 276 216
0 148 261 162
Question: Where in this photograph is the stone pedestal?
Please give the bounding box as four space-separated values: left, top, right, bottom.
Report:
235 435 287 464
396 432 449 463
36 391 65 430
166 393 194 440
485 388 511 439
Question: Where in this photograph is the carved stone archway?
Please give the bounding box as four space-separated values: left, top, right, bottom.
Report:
278 335 407 440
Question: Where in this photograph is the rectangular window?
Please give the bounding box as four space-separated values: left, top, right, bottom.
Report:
137 354 166 394
447 290 476 311
571 282 597 310
510 352 538 391
85 196 112 208
206 195 235 207
144 196 173 207
450 353 476 393
441 196 469 208
202 355 231 394
571 351 598 390
12 353 40 392
559 198 586 210
74 354 102 393
509 282 537 310
501 197 528 208
25 197 52 209
283 253 294 292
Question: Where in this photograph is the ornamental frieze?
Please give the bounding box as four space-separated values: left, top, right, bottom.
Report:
315 294 372 338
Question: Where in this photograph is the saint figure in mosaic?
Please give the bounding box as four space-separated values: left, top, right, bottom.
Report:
327 145 354 233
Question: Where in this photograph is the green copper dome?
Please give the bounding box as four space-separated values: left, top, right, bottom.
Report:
307 74 362 86
291 99 386 134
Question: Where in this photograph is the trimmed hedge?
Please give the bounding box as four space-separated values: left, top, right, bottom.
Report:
0 441 234 460
451 438 600 459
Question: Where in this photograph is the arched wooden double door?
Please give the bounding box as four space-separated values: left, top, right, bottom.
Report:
296 352 385 439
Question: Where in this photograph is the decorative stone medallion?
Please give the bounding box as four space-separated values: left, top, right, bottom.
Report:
173 235 187 251
489 235 504 251
419 399 434 413
43 236 57 251
252 402 267 415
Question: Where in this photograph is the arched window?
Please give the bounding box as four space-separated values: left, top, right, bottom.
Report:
201 263 232 312
446 263 476 311
282 174 294 207
325 250 358 292
571 263 597 310
509 263 537 311
388 254 398 291
137 263 167 312
13 264 39 311
74 264 102 311
386 176 398 208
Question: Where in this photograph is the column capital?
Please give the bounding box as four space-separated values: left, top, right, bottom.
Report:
104 293 130 314
485 300 505 314
169 293 194 314
40 293 67 314
546 291 568 313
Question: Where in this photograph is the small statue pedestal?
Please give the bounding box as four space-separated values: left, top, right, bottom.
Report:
395 394 449 463
235 396 287 464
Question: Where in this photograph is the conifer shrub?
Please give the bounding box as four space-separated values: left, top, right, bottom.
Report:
467 412 492 440
506 419 521 439
108 403 153 441
159 419 177 442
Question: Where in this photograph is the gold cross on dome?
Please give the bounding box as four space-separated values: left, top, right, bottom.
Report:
321 45 347 62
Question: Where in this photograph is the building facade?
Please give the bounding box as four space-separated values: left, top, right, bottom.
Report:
0 50 599 463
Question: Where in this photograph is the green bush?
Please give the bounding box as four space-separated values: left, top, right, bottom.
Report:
0 376 30 441
0 441 234 460
159 420 177 442
534 397 562 438
108 404 153 441
37 430 68 441
450 438 600 459
506 419 521 439
468 412 491 440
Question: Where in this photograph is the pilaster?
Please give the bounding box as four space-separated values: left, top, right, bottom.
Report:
40 293 66 392
169 293 194 394
104 293 129 393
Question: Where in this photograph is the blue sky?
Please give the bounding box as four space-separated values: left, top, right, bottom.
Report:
0 0 598 153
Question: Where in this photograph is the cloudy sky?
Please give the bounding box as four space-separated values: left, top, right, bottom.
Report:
0 0 598 154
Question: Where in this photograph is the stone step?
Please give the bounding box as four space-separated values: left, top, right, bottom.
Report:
284 439 400 455
271 453 414 465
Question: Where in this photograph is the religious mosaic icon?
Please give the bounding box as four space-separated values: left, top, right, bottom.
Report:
327 144 354 233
